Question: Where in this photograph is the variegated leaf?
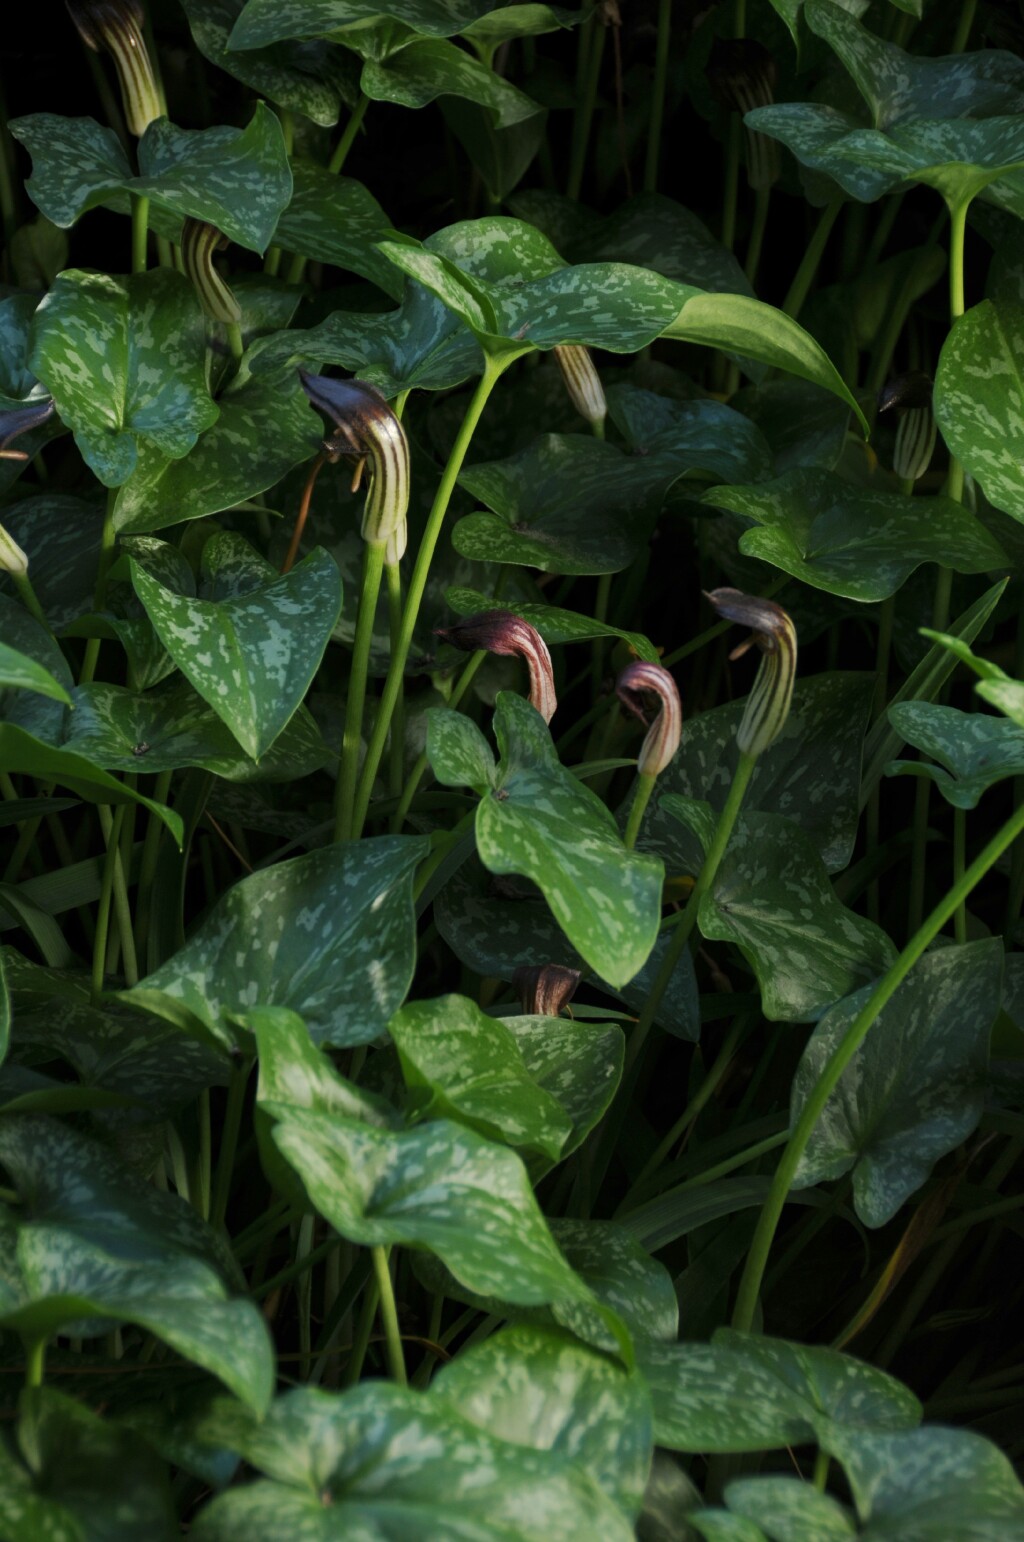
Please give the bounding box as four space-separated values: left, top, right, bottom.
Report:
886 701 1024 809
362 38 540 127
637 1329 919 1454
428 693 663 988
0 1116 273 1412
793 940 1002 1226
705 469 1007 600
130 547 341 760
29 270 218 487
430 1323 653 1518
190 1383 634 1542
122 836 428 1050
934 297 1024 524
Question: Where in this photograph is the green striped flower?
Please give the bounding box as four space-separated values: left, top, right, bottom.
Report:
181 219 242 326
298 371 410 560
66 0 161 137
706 588 797 758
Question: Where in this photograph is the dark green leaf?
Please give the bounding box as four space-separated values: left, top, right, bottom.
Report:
934 298 1024 524
122 836 427 1050
706 470 1007 601
136 105 293 255
112 369 321 532
267 1106 605 1317
191 1382 635 1541
429 693 663 988
641 674 876 875
687 806 897 1023
362 38 540 127
389 993 574 1160
723 1478 856 1541
0 724 183 843
0 642 71 705
8 114 134 229
824 1424 1024 1537
793 940 1002 1227
638 1329 920 1454
131 547 342 759
608 385 773 487
0 1388 176 1542
886 702 1024 809
29 270 218 487
271 164 402 296
0 1116 273 1412
453 433 671 575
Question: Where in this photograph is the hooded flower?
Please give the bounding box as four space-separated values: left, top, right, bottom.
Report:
181 218 242 326
298 370 410 560
0 399 55 461
878 371 936 482
513 963 581 1018
66 0 161 137
707 36 780 189
705 588 797 757
553 346 607 431
616 660 682 777
434 610 557 724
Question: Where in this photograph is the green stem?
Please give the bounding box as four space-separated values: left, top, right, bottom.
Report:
744 184 771 290
11 571 49 631
372 1245 407 1385
731 795 1024 1335
385 560 405 801
567 17 605 201
631 752 758 1063
782 197 841 321
628 1015 749 1193
352 359 507 838
813 1450 830 1492
134 768 172 961
953 807 967 944
91 805 125 1002
131 193 149 275
947 199 968 320
24 1336 45 1390
79 489 119 686
623 772 655 850
644 0 672 193
285 96 369 287
197 1088 212 1220
391 651 488 833
336 541 386 843
225 321 244 363
98 805 138 987
211 1058 252 1230
951 0 978 52
343 1274 380 1387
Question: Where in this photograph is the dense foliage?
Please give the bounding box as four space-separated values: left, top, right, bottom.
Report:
2 0 1024 1535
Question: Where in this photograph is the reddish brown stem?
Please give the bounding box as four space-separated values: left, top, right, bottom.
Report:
281 451 327 575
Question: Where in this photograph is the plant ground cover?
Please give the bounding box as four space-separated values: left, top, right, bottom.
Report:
3 0 1024 1534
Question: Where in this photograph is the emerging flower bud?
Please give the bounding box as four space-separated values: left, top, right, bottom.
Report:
298 370 410 560
0 523 29 578
705 588 797 758
66 0 162 137
181 218 242 326
553 346 607 431
616 660 682 777
878 372 936 483
0 399 55 461
434 610 558 725
514 963 581 1018
707 36 779 189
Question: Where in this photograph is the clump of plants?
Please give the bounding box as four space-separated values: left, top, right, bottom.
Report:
2 0 1024 1534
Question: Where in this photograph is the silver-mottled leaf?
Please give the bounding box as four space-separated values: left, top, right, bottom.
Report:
122 836 427 1050
130 547 341 760
793 940 1002 1227
430 1322 653 1517
29 270 218 487
638 1329 920 1453
934 298 1024 525
190 1382 634 1542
